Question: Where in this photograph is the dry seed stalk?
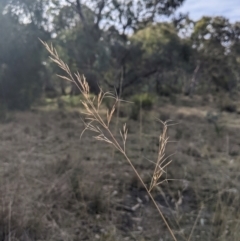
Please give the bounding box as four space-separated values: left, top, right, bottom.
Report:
41 40 177 241
149 120 173 192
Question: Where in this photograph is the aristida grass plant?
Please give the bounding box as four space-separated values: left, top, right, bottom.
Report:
41 40 177 241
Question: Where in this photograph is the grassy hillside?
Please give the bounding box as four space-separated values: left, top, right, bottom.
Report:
1 94 240 241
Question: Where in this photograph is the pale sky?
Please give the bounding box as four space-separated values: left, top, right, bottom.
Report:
176 0 240 23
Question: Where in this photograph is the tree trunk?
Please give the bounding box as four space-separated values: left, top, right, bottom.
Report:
185 62 201 96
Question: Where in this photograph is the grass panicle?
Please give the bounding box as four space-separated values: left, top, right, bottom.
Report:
41 40 177 241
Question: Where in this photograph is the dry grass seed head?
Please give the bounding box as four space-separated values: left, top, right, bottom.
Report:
149 121 173 192
41 40 177 241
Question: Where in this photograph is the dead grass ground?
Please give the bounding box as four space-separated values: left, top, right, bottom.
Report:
1 95 240 241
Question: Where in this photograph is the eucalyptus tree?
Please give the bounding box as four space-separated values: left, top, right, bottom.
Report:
190 16 240 93
49 0 187 95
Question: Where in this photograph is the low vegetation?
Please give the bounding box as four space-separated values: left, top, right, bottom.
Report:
1 92 240 241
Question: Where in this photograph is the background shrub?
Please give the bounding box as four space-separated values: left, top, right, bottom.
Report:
130 93 154 120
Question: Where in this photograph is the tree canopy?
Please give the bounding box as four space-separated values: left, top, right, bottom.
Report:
1 0 240 109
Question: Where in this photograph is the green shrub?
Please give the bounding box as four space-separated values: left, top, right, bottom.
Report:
130 93 154 120
132 93 154 110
